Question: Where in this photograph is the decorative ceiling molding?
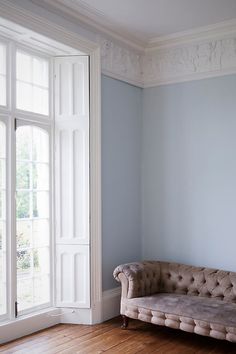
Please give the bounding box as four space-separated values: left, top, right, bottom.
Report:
97 35 143 87
97 31 236 88
146 18 236 50
3 0 236 88
143 34 236 87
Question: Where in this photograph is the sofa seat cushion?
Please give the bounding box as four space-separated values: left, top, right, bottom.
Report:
122 293 236 341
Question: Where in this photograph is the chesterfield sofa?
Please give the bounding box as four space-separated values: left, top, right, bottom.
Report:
113 261 236 342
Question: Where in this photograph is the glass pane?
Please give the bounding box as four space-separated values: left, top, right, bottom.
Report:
16 126 31 161
0 160 5 189
33 219 49 247
16 51 49 115
16 191 30 219
16 81 33 113
33 163 49 190
17 249 31 274
32 86 48 116
0 76 6 107
17 220 31 249
0 123 5 159
16 125 50 313
34 275 50 305
16 162 30 189
0 191 5 220
0 44 6 75
33 247 49 274
0 122 6 316
32 128 49 163
0 43 6 106
16 52 31 83
17 278 33 311
33 56 48 87
33 192 49 218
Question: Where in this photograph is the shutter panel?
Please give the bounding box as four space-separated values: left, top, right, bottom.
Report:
54 56 90 308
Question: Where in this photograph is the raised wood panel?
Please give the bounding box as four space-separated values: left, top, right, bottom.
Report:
54 56 90 310
56 244 90 308
55 123 89 245
54 55 89 246
54 57 89 119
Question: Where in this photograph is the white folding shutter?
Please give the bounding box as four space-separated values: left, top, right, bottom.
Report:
54 56 90 308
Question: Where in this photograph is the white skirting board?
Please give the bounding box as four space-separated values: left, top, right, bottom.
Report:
59 287 121 324
102 287 121 322
0 288 121 344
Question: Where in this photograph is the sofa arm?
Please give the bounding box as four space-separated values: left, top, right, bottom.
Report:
113 261 161 299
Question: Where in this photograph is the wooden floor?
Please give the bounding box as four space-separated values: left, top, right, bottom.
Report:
1 317 236 353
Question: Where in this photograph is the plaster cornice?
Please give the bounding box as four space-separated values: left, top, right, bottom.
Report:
3 0 236 87
146 18 236 50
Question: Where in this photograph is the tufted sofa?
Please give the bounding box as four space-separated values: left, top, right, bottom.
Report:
113 261 236 342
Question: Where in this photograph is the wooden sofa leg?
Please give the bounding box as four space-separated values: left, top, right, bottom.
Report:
121 315 129 329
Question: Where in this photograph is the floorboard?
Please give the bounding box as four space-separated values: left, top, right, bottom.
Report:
0 317 235 353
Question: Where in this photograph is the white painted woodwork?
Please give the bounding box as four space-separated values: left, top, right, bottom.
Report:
0 2 101 331
56 244 90 308
54 56 90 309
55 57 89 119
54 56 89 245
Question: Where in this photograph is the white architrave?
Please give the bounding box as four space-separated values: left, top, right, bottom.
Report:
0 0 102 325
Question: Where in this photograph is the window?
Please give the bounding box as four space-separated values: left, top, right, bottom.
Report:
0 43 6 107
16 125 50 313
16 51 49 115
0 121 6 317
0 39 52 320
0 31 91 331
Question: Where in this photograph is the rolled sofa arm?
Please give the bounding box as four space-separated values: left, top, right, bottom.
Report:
113 261 161 299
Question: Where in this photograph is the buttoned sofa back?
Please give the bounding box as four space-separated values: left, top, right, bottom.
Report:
113 261 236 302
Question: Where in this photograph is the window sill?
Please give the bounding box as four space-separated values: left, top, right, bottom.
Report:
0 307 61 344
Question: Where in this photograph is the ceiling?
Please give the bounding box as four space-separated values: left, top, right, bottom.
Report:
75 0 236 40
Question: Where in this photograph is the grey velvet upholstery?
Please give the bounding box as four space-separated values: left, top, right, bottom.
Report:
114 261 236 342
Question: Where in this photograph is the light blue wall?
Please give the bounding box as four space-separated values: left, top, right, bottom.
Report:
142 75 236 272
12 0 236 283
102 75 142 290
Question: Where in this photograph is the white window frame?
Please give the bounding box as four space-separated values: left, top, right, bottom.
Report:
0 115 8 322
15 119 53 317
14 44 53 121
0 39 9 110
0 3 101 342
0 37 54 320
